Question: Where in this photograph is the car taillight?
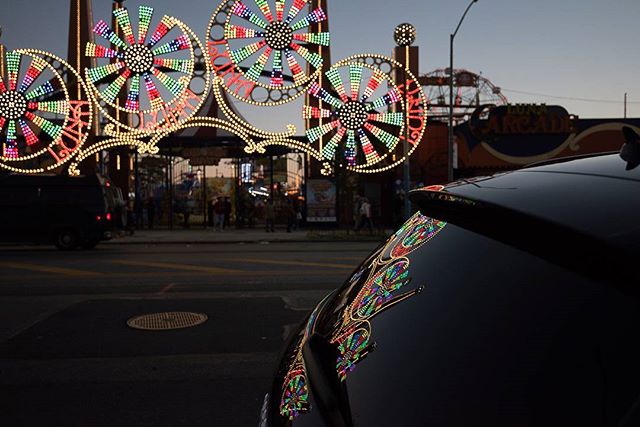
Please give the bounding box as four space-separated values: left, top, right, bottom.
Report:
106 213 112 221
96 215 101 221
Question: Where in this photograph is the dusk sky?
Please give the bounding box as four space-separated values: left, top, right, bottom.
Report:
2 0 639 131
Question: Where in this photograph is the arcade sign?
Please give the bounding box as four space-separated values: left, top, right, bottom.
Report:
468 104 579 163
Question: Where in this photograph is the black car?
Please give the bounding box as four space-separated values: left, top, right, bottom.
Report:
263 134 640 426
0 173 114 249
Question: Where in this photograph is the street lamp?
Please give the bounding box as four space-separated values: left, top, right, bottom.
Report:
394 23 416 220
448 0 479 182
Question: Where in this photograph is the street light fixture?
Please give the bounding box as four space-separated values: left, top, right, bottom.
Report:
448 0 479 182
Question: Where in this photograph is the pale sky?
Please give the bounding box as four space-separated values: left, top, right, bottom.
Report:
2 0 639 132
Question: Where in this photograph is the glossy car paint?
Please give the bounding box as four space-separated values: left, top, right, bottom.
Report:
265 153 640 427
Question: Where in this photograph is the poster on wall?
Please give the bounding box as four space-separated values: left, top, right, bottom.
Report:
307 179 337 223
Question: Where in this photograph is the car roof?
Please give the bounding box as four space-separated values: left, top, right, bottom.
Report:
411 153 640 289
419 153 640 248
523 151 640 182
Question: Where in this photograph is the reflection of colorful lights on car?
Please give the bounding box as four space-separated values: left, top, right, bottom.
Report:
278 213 446 418
378 212 447 261
335 326 372 380
280 368 310 419
391 216 447 258
352 259 410 319
279 292 332 419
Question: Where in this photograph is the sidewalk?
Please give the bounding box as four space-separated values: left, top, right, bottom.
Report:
104 227 390 245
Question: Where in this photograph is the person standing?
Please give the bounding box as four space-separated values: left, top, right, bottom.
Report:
213 197 225 231
207 199 214 227
265 200 275 232
285 199 296 233
147 197 155 229
223 197 232 229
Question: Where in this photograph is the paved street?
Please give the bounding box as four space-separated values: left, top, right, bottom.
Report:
0 239 380 426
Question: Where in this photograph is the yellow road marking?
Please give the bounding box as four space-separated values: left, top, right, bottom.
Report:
326 256 367 261
111 260 243 274
0 269 348 281
0 262 102 277
227 258 355 270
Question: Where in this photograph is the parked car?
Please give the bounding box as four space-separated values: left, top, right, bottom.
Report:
0 173 114 250
262 131 640 426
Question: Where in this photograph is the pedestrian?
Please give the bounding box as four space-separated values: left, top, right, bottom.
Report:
126 199 136 235
223 197 232 228
247 199 256 228
134 196 143 229
265 200 275 232
180 196 191 229
213 197 225 231
207 199 214 227
285 200 296 233
294 205 302 230
147 196 155 229
355 197 373 233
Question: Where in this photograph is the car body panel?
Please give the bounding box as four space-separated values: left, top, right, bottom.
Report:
266 154 640 427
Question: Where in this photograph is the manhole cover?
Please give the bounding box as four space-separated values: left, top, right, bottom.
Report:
127 312 208 331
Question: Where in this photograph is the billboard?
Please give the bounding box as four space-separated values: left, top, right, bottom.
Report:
456 104 640 167
307 179 336 223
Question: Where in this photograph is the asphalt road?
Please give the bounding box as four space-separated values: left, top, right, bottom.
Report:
0 241 380 426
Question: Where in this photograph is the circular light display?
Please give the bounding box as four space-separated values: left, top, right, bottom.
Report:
222 0 330 89
0 48 92 174
264 21 294 50
123 44 154 74
303 60 405 169
338 101 368 130
394 23 416 46
0 90 28 120
85 5 195 113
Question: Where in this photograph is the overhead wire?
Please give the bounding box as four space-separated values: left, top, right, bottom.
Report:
501 88 640 105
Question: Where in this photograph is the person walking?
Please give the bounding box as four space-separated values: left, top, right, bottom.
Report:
355 197 373 233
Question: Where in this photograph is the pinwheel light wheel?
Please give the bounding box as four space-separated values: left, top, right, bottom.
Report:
224 0 330 88
280 368 310 419
303 62 405 169
0 50 70 160
85 5 194 113
335 326 372 380
351 259 411 319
